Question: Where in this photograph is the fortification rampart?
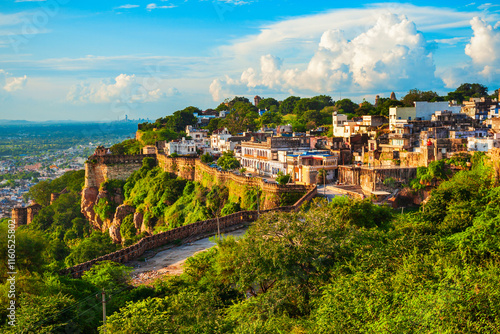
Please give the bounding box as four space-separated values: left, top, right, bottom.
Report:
62 185 317 278
156 154 196 180
194 159 310 194
84 154 155 188
11 204 42 229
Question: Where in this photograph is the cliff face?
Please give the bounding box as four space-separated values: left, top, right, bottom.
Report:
81 186 102 231
81 186 125 232
81 155 150 238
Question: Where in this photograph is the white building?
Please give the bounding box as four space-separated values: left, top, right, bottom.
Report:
389 101 462 130
166 138 197 156
186 125 209 143
239 137 310 177
332 113 359 138
210 127 233 153
468 134 500 152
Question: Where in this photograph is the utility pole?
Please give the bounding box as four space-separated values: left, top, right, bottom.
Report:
102 289 107 333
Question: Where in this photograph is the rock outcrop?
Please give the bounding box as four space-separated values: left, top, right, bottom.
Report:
81 186 124 232
81 187 102 231
109 204 136 243
134 212 143 232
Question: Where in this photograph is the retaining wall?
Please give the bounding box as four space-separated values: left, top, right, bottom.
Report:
61 186 317 278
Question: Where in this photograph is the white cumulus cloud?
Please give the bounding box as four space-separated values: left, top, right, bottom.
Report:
0 70 27 94
210 13 440 101
442 17 500 87
465 17 500 67
4 75 27 92
67 74 170 104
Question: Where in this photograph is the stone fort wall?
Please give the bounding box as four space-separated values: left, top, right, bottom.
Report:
84 154 156 188
11 204 42 229
62 185 317 278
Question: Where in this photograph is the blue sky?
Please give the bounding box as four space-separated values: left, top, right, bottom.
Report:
0 0 499 121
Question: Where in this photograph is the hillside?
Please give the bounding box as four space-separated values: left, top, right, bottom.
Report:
3 153 500 332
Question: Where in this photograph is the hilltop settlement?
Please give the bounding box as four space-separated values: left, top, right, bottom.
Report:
6 84 500 333
12 85 500 231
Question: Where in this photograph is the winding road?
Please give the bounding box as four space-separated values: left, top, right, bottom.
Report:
129 227 248 284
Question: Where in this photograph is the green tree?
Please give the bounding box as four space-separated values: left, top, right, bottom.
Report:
257 97 280 110
205 117 222 134
222 101 259 133
64 232 118 267
374 97 404 116
259 110 283 127
201 152 214 163
276 171 291 185
355 101 376 116
217 151 240 170
166 106 199 132
402 89 440 107
82 261 133 293
455 83 489 99
334 98 357 114
109 139 142 155
279 96 300 115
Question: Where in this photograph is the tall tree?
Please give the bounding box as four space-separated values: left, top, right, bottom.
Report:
221 101 258 133
402 89 440 107
279 96 300 115
447 83 489 102
257 98 280 110
334 99 357 114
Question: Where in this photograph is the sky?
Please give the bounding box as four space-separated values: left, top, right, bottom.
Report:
0 0 499 121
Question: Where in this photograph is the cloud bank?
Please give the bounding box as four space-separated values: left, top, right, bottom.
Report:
66 74 171 104
441 17 500 87
211 13 440 100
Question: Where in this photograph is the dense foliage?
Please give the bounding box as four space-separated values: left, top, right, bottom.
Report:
217 151 240 170
11 170 118 272
4 154 500 332
121 158 238 234
99 155 500 333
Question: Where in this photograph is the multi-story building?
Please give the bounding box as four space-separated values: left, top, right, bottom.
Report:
286 151 338 184
210 128 233 154
333 113 387 138
462 97 499 121
239 136 310 176
186 125 209 142
468 133 500 151
389 101 462 130
166 137 197 156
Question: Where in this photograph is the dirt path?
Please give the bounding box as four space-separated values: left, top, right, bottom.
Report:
130 227 248 285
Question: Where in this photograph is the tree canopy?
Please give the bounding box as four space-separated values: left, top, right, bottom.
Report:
402 89 441 107
217 151 240 170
